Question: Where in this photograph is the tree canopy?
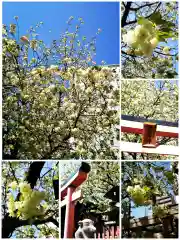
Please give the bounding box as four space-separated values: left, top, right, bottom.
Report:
121 2 178 78
2 161 59 238
3 16 119 160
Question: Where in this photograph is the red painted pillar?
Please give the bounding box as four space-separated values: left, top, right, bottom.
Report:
116 226 120 237
111 225 114 238
142 122 157 148
64 186 75 238
106 226 109 238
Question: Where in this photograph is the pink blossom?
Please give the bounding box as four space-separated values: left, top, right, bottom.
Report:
20 36 29 43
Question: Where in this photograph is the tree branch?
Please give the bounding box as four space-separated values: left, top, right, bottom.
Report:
25 162 45 189
123 2 162 26
24 216 59 228
121 2 132 28
129 3 158 11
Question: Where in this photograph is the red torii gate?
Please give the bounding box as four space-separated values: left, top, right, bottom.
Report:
61 162 91 238
120 115 179 155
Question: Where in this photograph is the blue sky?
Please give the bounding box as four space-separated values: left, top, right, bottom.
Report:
3 1 119 65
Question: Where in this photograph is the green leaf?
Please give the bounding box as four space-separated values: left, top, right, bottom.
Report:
157 30 173 41
143 186 150 192
164 171 174 183
137 17 146 25
154 166 165 172
150 11 175 28
149 12 165 25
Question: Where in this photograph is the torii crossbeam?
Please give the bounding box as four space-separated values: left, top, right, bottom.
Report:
120 115 179 155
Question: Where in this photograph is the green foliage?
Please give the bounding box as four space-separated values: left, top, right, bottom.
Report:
138 12 175 42
127 185 152 206
152 205 170 218
164 171 174 184
82 162 119 212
